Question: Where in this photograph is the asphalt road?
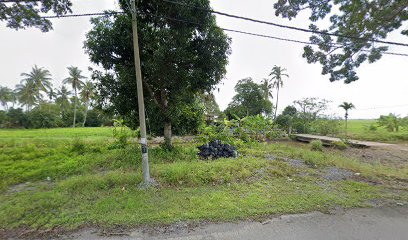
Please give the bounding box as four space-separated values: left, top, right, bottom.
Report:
69 206 408 240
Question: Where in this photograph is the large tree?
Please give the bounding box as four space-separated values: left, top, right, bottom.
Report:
273 0 408 83
293 97 330 133
0 0 72 32
84 0 231 147
63 66 85 128
224 78 273 119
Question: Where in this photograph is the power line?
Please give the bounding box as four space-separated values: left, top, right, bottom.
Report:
145 12 408 57
36 11 408 57
161 0 408 48
41 12 124 19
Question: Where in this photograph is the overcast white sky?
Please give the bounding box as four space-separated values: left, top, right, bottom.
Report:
1 0 407 119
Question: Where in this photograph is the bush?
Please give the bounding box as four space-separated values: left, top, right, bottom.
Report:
310 140 323 151
71 137 86 154
310 118 341 136
332 141 348 150
197 115 285 147
368 124 377 131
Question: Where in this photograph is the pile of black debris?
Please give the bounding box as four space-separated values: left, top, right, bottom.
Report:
198 140 238 160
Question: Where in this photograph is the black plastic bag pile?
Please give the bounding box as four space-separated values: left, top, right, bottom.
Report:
198 140 238 160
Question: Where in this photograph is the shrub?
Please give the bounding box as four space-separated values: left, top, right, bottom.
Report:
109 119 130 149
310 118 341 136
310 140 323 151
368 124 377 131
332 141 348 150
71 137 86 154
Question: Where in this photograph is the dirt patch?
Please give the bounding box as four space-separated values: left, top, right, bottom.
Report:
339 146 408 169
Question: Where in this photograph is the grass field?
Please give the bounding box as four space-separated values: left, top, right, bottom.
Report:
0 127 407 234
340 119 408 142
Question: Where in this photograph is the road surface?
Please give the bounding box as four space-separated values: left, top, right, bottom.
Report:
68 206 408 240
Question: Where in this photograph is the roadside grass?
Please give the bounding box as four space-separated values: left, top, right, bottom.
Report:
0 128 406 232
340 119 408 143
241 142 408 180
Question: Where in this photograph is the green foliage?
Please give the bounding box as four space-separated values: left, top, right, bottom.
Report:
368 124 378 132
332 141 348 150
0 86 13 110
310 118 341 136
110 119 131 149
197 123 238 146
274 0 408 83
310 140 323 151
0 0 72 32
198 115 282 145
275 105 298 134
1 108 28 128
377 113 403 132
27 104 62 128
84 0 231 147
224 78 273 119
71 137 86 154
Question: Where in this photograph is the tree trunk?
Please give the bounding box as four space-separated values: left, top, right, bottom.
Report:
73 89 77 128
161 89 172 149
274 86 280 119
345 118 348 138
82 102 88 127
164 121 172 148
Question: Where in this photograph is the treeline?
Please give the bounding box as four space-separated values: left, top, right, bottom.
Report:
0 65 112 129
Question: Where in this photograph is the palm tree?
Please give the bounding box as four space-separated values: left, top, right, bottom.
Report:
339 102 355 137
80 81 94 127
269 65 289 119
261 78 273 101
20 65 53 97
15 81 40 112
63 66 86 128
56 85 71 116
0 86 13 110
47 88 57 103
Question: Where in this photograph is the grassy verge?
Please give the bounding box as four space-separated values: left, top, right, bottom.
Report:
0 128 406 232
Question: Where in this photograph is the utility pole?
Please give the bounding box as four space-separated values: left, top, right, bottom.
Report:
130 0 151 185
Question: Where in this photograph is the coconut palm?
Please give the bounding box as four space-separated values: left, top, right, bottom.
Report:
20 65 52 97
269 65 289 119
63 66 86 128
339 102 355 137
56 85 71 115
80 81 94 127
0 86 13 110
15 81 40 112
261 78 273 101
47 88 57 102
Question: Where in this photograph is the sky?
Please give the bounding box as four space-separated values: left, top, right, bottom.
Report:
1 0 407 119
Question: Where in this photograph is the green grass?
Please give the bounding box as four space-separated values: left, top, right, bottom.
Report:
0 128 406 232
340 119 408 142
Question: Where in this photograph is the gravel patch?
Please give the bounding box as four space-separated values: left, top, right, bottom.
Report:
323 167 353 181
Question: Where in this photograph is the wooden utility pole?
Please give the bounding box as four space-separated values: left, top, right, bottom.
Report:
130 0 151 184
